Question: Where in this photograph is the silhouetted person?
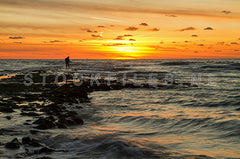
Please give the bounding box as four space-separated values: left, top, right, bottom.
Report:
65 56 70 69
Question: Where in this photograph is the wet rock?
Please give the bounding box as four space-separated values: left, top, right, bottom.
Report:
30 129 40 134
33 117 56 130
58 115 84 126
5 138 21 149
5 116 11 120
56 122 68 129
20 112 39 116
36 146 55 154
22 137 42 147
73 117 84 125
0 106 14 113
40 104 63 116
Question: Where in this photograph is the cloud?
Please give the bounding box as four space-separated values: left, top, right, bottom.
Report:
231 42 239 45
198 44 204 46
238 38 240 40
185 41 189 43
114 36 124 40
194 51 199 53
129 38 136 41
9 36 24 39
139 23 148 26
125 27 138 31
1 0 239 21
165 14 177 17
222 10 232 14
192 35 198 37
217 42 225 45
98 26 105 28
124 34 133 37
234 50 239 52
13 42 22 44
92 34 101 38
86 29 98 33
178 27 196 32
149 28 159 31
49 40 65 43
204 27 214 30
103 43 126 46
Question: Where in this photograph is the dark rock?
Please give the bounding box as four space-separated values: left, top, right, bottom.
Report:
37 147 55 154
56 122 68 129
5 138 21 149
22 137 42 147
21 107 37 111
0 106 14 113
33 117 56 130
73 117 84 125
5 116 11 120
21 112 39 116
30 130 40 134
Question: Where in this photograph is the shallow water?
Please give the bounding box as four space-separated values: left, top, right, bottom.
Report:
0 59 240 158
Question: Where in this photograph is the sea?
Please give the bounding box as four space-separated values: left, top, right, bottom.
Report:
0 59 240 159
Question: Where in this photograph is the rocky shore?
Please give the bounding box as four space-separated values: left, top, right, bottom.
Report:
0 70 202 159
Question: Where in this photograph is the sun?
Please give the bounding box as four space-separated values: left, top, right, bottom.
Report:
114 46 146 59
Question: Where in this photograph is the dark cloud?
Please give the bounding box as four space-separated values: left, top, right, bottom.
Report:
192 35 198 37
194 51 199 53
160 41 164 44
238 38 240 40
204 27 214 30
49 40 65 43
125 27 138 31
149 28 159 31
234 50 239 52
103 43 126 46
185 41 189 43
217 42 225 45
139 23 148 26
222 10 232 14
114 36 124 40
198 44 204 46
231 42 239 45
13 42 22 44
178 27 196 32
124 34 133 37
215 50 222 52
92 34 101 38
129 39 136 41
172 41 176 43
98 26 105 28
9 36 24 39
165 14 177 17
86 29 97 33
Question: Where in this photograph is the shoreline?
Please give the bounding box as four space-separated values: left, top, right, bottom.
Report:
0 69 216 159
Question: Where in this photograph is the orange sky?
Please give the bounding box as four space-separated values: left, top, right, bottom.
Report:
0 0 240 59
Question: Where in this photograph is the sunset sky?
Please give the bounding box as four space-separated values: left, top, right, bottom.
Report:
0 0 240 59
